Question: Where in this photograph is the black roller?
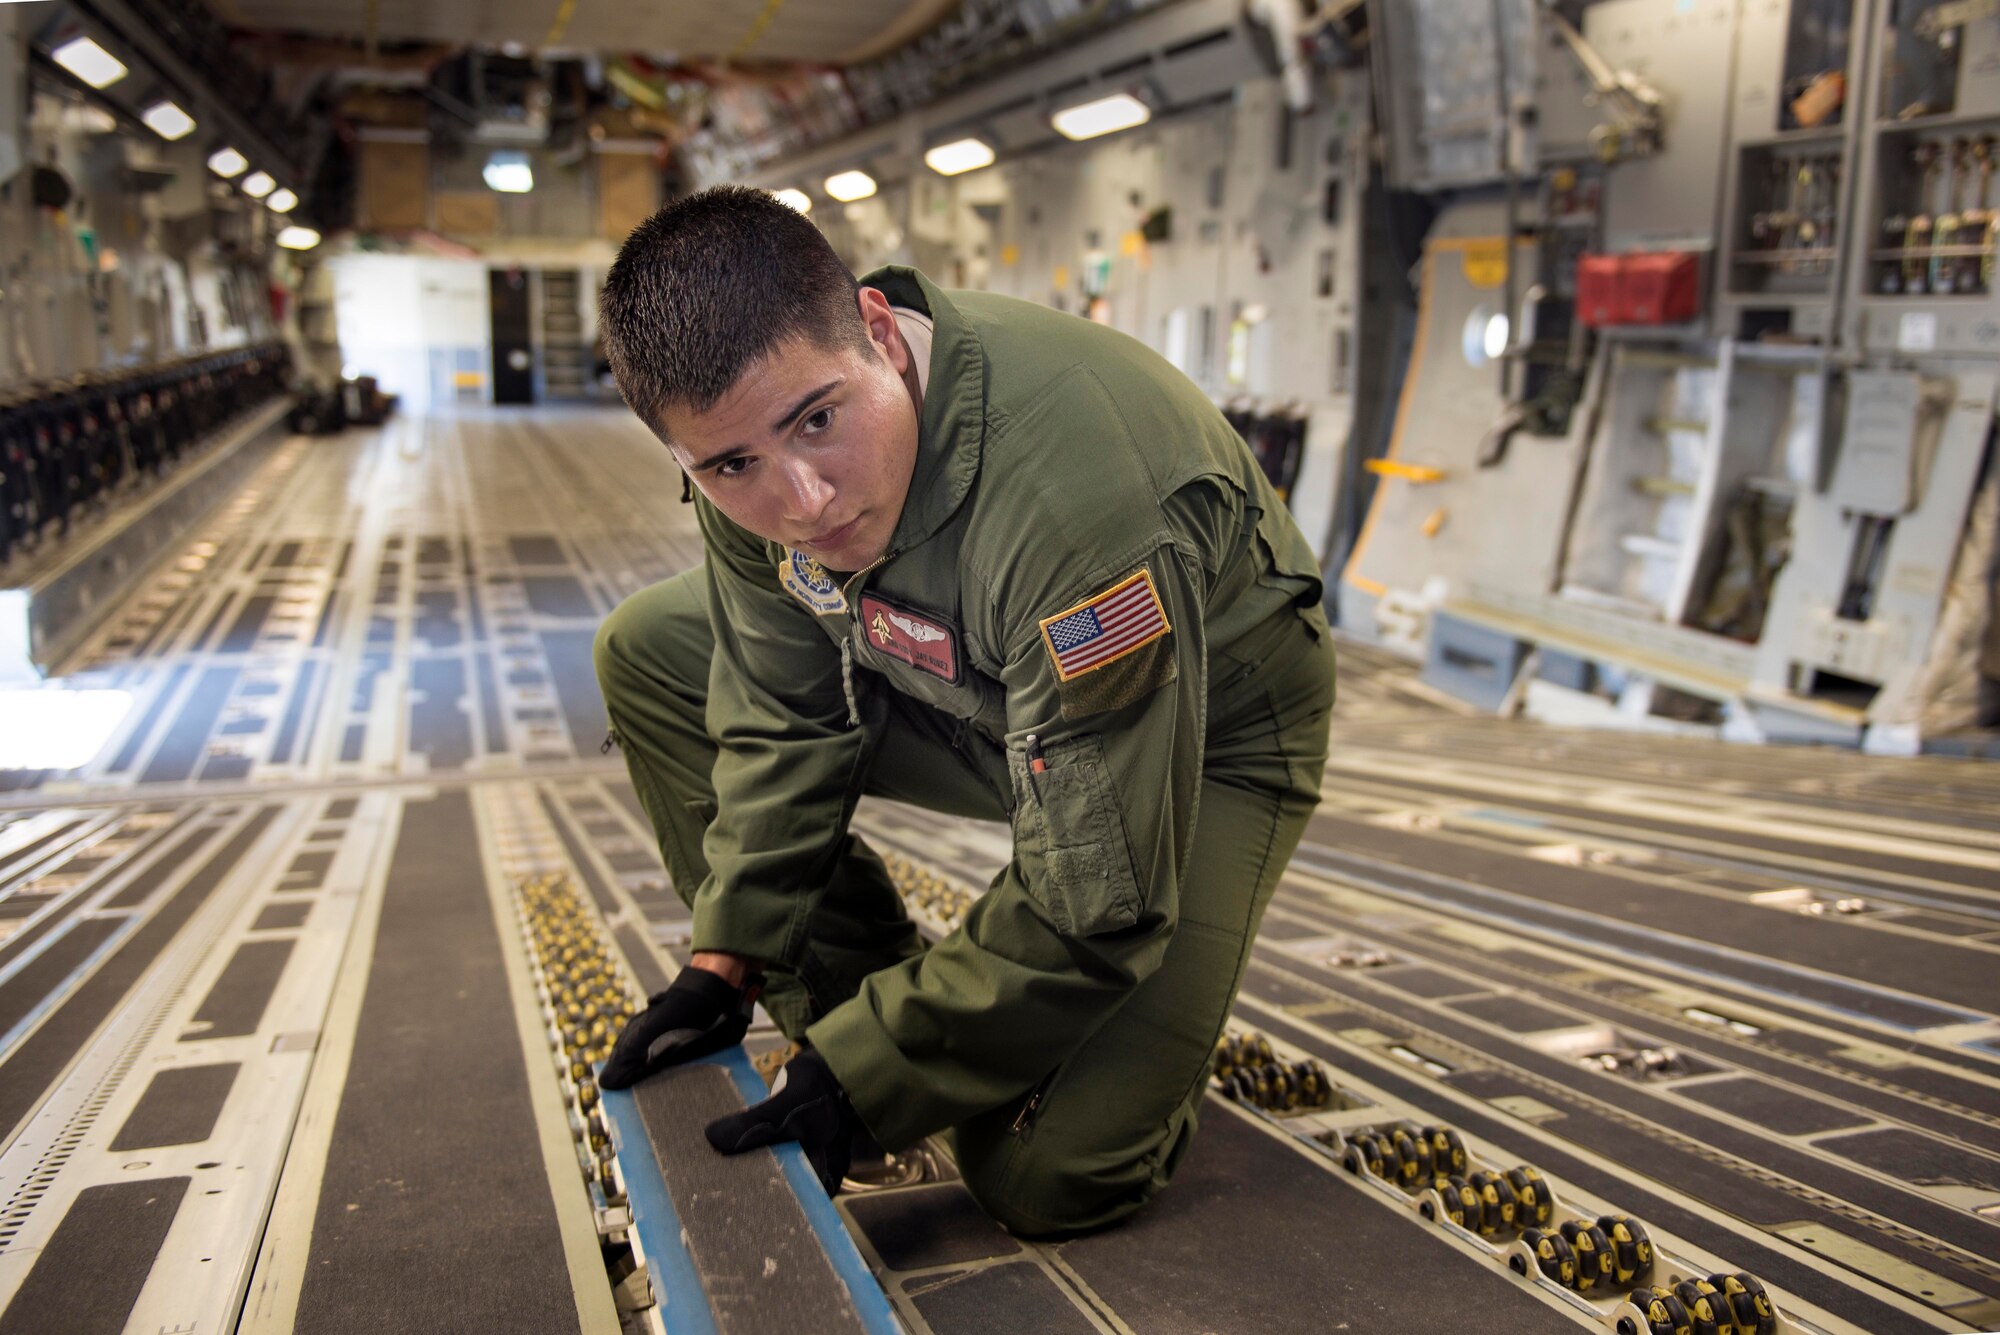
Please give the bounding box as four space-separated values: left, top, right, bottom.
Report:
1261 1062 1295 1111
1521 1227 1577 1288
1388 1126 1433 1189
1424 1125 1468 1177
1596 1214 1655 1289
1467 1169 1520 1235
1558 1219 1614 1294
1507 1165 1554 1229
1438 1174 1483 1233
1708 1272 1777 1335
1642 1287 1694 1335
1671 1278 1725 1335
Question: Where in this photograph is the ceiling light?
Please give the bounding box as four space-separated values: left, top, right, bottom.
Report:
266 188 298 213
240 171 275 199
276 225 322 250
483 150 533 193
208 146 247 178
140 100 196 141
772 187 812 214
824 169 877 203
50 36 127 90
1051 92 1151 141
924 138 995 176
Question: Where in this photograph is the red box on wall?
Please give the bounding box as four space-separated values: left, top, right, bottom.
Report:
1575 251 1702 327
1620 251 1701 325
1576 254 1623 327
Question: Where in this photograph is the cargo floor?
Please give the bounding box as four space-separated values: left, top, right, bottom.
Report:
0 407 1993 1334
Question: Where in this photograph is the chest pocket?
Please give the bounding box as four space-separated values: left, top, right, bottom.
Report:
851 597 1004 733
1008 734 1142 936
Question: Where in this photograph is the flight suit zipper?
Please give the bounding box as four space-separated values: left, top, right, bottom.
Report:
838 550 893 602
832 549 897 729
1011 1069 1056 1135
839 641 859 727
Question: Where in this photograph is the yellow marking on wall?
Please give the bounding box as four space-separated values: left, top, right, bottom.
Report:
1342 233 1536 598
729 0 790 61
541 0 580 48
1460 239 1511 288
1366 459 1446 484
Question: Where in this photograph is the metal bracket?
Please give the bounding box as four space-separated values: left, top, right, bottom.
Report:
1915 0 1999 41
1539 3 1665 161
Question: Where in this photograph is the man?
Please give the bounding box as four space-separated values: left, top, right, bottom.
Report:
593 186 1333 1237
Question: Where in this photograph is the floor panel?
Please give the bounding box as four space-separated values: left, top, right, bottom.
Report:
0 406 1995 1334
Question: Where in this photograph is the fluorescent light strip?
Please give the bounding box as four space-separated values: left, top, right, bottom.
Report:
276 225 321 250
772 188 813 214
1051 92 1150 141
824 169 877 203
241 171 275 199
141 100 196 141
924 137 995 176
208 146 248 178
266 188 298 213
51 36 127 90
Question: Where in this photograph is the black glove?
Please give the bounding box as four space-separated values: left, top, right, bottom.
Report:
599 965 763 1090
704 1046 855 1195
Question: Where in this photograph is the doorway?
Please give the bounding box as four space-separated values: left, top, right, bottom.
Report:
489 267 534 405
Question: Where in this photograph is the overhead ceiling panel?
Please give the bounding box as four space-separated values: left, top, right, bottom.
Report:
218 0 940 63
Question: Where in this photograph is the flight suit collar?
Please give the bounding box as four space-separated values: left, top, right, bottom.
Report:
859 265 986 553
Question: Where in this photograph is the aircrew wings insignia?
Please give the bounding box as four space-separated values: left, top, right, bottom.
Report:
886 610 947 643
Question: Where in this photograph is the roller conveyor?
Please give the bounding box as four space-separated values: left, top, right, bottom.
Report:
602 1053 899 1335
0 407 1991 1333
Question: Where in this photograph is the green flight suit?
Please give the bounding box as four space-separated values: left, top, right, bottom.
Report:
595 266 1334 1236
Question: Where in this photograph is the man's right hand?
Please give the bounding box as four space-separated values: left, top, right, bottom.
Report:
599 964 764 1089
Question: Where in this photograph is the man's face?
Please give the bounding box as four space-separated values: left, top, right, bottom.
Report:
660 288 920 573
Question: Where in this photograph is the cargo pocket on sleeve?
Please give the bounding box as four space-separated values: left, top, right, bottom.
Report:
1009 733 1143 936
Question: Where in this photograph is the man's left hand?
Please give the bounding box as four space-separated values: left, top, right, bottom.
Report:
704 1046 855 1194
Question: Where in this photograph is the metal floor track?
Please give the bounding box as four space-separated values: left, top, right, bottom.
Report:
0 407 1994 1335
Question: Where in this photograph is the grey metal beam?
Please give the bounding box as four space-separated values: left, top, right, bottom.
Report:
741 0 1261 188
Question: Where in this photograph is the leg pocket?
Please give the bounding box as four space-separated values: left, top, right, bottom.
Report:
1008 733 1142 936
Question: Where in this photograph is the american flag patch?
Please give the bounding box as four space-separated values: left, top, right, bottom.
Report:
1038 569 1172 682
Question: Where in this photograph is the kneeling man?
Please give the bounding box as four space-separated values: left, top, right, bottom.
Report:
593 186 1334 1237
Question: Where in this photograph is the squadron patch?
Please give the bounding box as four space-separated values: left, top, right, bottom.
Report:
1039 569 1171 682
779 548 848 615
859 594 960 683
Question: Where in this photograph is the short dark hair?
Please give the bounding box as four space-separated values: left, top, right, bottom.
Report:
599 186 870 428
